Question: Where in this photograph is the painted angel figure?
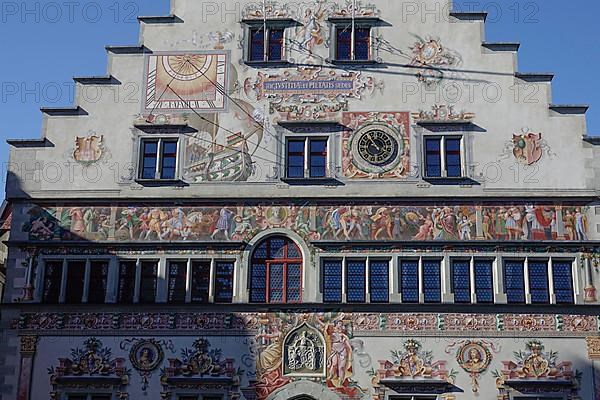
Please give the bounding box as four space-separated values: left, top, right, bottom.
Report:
295 2 328 62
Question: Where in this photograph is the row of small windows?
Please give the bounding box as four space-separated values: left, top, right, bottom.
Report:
318 257 575 305
247 22 372 63
138 135 463 182
65 395 221 400
42 258 235 305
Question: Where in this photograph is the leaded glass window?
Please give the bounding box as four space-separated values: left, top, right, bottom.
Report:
552 261 574 304
369 260 389 303
400 259 419 303
451 259 471 303
504 260 525 304
214 261 234 303
528 260 550 304
423 260 441 303
474 259 494 303
323 260 342 303
347 260 366 303
250 236 303 304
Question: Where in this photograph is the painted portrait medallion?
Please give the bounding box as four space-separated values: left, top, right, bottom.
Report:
129 339 164 372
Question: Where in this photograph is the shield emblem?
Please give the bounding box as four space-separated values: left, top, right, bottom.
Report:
512 132 543 165
74 135 103 163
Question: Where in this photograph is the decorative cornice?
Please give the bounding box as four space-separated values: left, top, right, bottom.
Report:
549 104 589 115
483 42 520 52
40 106 88 116
449 11 487 21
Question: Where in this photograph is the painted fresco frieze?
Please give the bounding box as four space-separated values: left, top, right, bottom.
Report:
342 112 410 179
445 340 500 394
412 104 475 123
48 338 129 400
22 204 591 242
492 340 581 400
120 338 174 393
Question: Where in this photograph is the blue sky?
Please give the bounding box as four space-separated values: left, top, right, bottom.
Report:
0 0 598 200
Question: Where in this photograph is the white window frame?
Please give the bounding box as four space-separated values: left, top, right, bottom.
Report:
245 23 288 63
422 134 466 179
329 20 376 62
284 135 332 179
138 136 180 181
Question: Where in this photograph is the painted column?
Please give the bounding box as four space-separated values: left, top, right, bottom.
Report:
586 337 600 400
17 335 39 400
22 254 35 301
584 255 598 303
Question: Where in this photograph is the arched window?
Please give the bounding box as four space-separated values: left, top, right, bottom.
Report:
250 236 303 303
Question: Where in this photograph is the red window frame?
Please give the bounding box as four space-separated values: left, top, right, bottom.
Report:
251 236 303 304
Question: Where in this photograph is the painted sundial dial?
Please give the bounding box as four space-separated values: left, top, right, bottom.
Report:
350 123 404 174
162 54 213 81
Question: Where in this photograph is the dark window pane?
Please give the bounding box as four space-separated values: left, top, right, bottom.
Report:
91 396 112 400
474 259 494 303
354 28 371 60
336 26 352 60
269 263 284 303
529 260 549 304
452 260 471 303
67 396 87 400
250 27 265 61
286 263 302 303
369 260 389 303
141 140 158 179
139 261 158 304
118 261 136 304
215 261 234 303
347 260 366 303
191 261 211 304
309 139 327 178
287 140 305 178
168 261 187 304
43 260 63 304
423 260 441 303
553 261 574 304
160 140 178 180
445 138 462 178
323 260 342 303
504 260 525 304
425 138 442 177
65 261 86 304
400 260 419 303
268 28 284 61
88 261 109 304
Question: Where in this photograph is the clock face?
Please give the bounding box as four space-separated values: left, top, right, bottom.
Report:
357 129 399 166
350 124 405 174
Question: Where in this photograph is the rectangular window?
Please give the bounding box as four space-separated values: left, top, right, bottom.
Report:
43 260 63 304
323 259 343 303
474 259 494 303
552 261 574 304
67 395 112 400
139 138 179 180
346 260 366 303
400 260 419 303
528 260 550 304
285 137 328 179
286 263 302 303
369 260 389 303
168 261 187 304
214 261 234 303
424 136 463 178
423 260 442 303
249 26 285 62
139 261 158 304
88 261 109 304
65 260 86 304
191 260 211 304
335 25 371 61
118 261 136 304
504 260 526 304
451 259 471 303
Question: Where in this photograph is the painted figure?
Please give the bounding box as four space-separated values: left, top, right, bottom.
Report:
211 207 235 240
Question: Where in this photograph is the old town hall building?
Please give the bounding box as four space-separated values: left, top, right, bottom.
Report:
2 0 600 399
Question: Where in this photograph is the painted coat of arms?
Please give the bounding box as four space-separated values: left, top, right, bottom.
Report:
512 131 543 165
73 134 104 164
